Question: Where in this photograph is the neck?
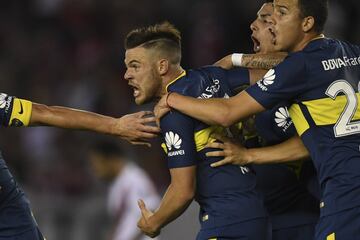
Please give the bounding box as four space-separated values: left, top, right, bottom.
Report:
291 33 325 52
159 65 185 97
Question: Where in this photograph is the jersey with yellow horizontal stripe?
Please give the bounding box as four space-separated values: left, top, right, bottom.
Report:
161 66 267 230
0 93 38 235
246 38 360 217
251 105 320 230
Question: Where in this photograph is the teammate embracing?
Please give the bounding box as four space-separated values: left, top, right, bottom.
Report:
156 0 360 239
209 2 320 239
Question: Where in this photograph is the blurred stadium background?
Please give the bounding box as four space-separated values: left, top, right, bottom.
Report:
0 0 359 239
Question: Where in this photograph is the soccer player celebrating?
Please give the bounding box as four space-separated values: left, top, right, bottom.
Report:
156 0 360 239
124 22 270 239
0 93 160 239
210 2 320 239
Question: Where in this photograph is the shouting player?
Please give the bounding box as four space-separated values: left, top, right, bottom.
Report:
210 2 319 239
155 0 360 239
124 22 270 239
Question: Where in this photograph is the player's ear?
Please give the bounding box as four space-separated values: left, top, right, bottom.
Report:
302 16 315 33
158 59 169 76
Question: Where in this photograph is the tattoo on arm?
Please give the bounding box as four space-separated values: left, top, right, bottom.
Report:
241 53 287 69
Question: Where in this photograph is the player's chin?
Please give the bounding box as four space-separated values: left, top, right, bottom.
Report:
134 97 144 105
273 42 285 52
134 95 148 105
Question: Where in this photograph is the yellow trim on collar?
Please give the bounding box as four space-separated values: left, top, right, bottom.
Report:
310 34 325 42
165 71 186 93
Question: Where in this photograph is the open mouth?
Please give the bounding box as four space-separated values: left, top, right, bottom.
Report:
251 35 261 53
129 84 140 98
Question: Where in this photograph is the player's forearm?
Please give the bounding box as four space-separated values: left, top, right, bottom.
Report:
30 103 116 135
214 52 286 70
166 93 235 126
247 136 309 164
213 54 233 69
241 52 287 69
150 183 194 229
167 91 264 127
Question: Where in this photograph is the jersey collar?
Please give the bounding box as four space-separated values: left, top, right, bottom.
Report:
165 70 186 93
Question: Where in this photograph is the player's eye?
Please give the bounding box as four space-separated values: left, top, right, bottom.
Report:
274 7 286 17
130 64 140 71
278 7 287 16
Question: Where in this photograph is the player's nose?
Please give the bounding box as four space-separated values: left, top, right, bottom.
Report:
124 70 132 81
250 20 258 32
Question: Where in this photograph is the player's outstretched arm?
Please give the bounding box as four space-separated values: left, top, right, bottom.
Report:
207 134 309 167
1 93 160 145
30 103 160 146
137 166 196 237
154 90 265 127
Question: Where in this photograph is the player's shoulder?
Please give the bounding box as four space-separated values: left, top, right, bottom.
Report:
333 39 360 55
167 66 225 97
160 109 193 128
303 37 360 55
197 65 226 74
274 51 306 74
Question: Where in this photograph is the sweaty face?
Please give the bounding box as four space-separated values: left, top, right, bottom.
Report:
124 47 162 105
250 3 276 54
271 0 305 52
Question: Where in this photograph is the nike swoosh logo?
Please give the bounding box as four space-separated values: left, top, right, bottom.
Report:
19 101 23 114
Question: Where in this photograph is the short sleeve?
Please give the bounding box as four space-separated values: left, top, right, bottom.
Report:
0 93 14 126
246 53 307 109
160 110 198 169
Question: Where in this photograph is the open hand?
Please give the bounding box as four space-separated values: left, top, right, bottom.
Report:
205 133 251 167
114 111 160 147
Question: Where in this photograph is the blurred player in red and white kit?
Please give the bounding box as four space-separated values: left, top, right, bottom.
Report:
89 140 161 240
0 93 160 240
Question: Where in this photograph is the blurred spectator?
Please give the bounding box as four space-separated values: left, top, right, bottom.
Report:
89 140 161 240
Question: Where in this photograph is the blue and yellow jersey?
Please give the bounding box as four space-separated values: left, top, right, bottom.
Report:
252 105 319 229
0 153 38 237
246 38 360 217
0 93 37 236
160 66 267 229
228 68 320 229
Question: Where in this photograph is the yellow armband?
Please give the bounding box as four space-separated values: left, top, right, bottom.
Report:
9 98 32 127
